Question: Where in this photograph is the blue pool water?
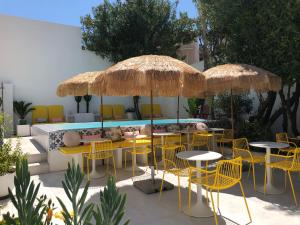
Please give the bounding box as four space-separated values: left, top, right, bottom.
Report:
57 118 205 130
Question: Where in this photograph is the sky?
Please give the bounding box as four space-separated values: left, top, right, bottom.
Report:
0 0 198 27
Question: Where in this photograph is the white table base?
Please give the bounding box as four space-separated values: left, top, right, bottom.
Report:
183 160 213 218
257 147 283 195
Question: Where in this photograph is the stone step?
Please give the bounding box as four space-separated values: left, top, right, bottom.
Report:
27 152 47 164
28 161 49 175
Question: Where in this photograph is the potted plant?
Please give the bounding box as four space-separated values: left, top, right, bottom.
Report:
74 96 82 113
83 95 92 113
0 114 23 199
13 101 35 125
125 107 136 120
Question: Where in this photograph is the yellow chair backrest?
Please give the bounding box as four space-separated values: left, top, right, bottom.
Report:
48 105 64 123
291 148 300 170
162 145 187 170
223 129 234 139
100 105 113 120
32 105 48 124
276 132 289 143
192 133 210 147
232 138 251 158
214 157 242 188
165 134 181 145
113 105 125 120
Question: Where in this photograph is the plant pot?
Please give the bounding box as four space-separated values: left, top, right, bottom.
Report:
0 172 15 199
18 119 27 125
17 124 31 136
126 112 135 120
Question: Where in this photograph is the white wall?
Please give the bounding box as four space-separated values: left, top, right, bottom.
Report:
0 15 133 125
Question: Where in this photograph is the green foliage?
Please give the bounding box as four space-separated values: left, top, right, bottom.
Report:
0 139 23 176
184 98 204 116
236 120 273 142
94 177 129 225
56 161 94 225
0 113 23 176
13 101 35 124
81 0 198 63
214 93 253 122
3 159 49 225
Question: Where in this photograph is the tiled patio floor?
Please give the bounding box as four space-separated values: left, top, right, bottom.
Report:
1 165 300 225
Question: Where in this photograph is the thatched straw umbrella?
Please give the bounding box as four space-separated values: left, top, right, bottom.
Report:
203 64 282 135
56 71 107 132
90 55 206 193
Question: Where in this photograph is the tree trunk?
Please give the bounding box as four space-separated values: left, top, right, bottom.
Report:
133 96 142 120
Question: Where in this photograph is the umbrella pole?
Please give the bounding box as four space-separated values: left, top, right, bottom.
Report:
101 95 104 137
177 96 179 124
230 89 234 138
150 89 155 182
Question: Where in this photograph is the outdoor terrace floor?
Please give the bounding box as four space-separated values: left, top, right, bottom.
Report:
1 165 300 225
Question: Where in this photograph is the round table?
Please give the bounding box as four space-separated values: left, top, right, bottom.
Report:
80 138 110 179
177 150 222 217
125 135 150 172
208 128 224 151
249 141 289 194
180 130 197 150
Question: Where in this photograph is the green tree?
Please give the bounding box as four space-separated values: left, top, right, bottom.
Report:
81 0 198 119
194 0 300 135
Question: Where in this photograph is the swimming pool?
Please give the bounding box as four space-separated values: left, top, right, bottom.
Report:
32 118 206 133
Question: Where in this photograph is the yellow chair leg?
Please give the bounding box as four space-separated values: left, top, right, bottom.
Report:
112 155 117 179
287 171 298 206
87 158 90 181
132 154 135 177
217 189 220 208
159 172 165 200
177 176 181 210
124 151 127 169
264 164 267 194
210 190 219 225
239 182 252 223
188 179 191 208
285 171 287 190
82 155 85 173
252 163 256 191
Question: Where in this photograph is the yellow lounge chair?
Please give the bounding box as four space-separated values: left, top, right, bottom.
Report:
48 105 64 123
99 105 113 120
112 105 126 120
141 104 162 119
32 105 48 124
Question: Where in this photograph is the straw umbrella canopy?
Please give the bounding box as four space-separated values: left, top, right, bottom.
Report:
90 55 206 187
56 71 107 131
203 64 282 134
57 71 103 97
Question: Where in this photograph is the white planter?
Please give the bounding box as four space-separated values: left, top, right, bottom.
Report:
0 172 15 198
17 124 31 136
126 112 135 120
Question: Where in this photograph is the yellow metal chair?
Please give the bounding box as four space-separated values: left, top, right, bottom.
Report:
82 140 116 180
216 129 234 153
191 132 212 150
265 148 300 206
112 105 126 120
233 138 265 191
99 105 113 120
188 157 251 225
32 105 48 124
276 132 297 155
159 145 189 210
48 105 64 123
124 137 152 177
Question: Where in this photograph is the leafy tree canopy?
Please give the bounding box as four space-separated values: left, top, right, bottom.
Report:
81 0 198 63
